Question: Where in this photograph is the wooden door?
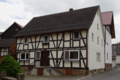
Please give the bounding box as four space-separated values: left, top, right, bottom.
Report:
41 51 49 66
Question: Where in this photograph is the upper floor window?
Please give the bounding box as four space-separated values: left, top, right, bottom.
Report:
97 37 99 44
24 37 28 44
107 53 108 60
101 39 103 46
64 50 79 60
96 52 100 62
35 51 41 59
20 53 29 60
92 33 94 41
73 31 79 40
97 23 99 30
43 35 49 43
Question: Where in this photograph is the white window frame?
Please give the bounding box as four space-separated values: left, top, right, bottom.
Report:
20 52 29 60
43 35 49 43
64 50 79 61
73 31 79 40
24 37 28 44
96 52 100 62
35 51 41 60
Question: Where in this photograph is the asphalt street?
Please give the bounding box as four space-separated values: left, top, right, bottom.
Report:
82 67 120 80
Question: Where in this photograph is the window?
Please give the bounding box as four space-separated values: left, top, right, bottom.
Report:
92 33 94 41
97 37 99 44
20 53 29 60
97 23 99 30
35 51 41 59
73 32 79 40
64 50 79 60
96 53 100 62
43 35 49 43
24 37 28 44
101 39 103 46
107 53 108 60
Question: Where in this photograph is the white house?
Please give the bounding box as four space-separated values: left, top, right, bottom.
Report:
112 44 120 67
101 11 115 70
14 6 105 75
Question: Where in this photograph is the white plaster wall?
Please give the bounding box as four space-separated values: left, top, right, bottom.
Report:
88 9 105 70
105 28 112 63
116 55 120 63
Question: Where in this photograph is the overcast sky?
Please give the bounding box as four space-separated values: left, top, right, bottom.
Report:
0 0 120 44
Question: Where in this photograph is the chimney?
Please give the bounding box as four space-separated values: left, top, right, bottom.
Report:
69 8 73 11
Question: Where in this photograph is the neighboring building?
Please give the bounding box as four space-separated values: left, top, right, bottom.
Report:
112 51 116 68
101 11 115 71
0 22 23 62
112 44 120 66
14 6 105 75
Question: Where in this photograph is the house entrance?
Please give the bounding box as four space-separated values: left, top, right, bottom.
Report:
41 51 49 66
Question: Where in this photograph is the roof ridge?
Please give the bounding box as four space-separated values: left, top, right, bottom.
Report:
34 5 99 19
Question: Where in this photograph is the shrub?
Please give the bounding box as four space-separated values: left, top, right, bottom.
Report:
0 55 22 77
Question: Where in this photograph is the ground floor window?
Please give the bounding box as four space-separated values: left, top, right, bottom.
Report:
35 51 41 59
20 53 29 60
96 52 100 62
64 50 79 60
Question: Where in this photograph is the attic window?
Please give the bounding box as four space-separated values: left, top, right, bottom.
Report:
15 28 18 31
24 37 28 44
73 32 79 40
43 35 49 43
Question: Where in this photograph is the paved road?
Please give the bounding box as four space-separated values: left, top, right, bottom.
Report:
53 67 120 80
82 67 120 80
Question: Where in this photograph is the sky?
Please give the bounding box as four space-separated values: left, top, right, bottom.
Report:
0 0 120 44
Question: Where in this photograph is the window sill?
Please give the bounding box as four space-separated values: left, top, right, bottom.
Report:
20 59 29 61
64 60 79 62
97 60 101 62
24 43 28 45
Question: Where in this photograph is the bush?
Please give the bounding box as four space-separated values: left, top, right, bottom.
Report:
0 55 22 77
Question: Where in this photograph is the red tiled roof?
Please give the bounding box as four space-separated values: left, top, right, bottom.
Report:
101 11 113 25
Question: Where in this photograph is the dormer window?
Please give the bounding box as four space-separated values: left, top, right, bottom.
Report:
73 31 79 40
43 35 49 43
24 37 28 44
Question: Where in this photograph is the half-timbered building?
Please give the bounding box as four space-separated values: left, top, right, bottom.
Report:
14 6 105 75
0 22 23 62
101 11 115 71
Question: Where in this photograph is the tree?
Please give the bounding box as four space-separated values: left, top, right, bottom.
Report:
0 55 22 77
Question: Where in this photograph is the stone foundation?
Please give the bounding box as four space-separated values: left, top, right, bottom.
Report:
89 68 104 74
53 69 65 75
53 68 87 75
21 66 29 73
105 63 112 71
72 69 87 75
